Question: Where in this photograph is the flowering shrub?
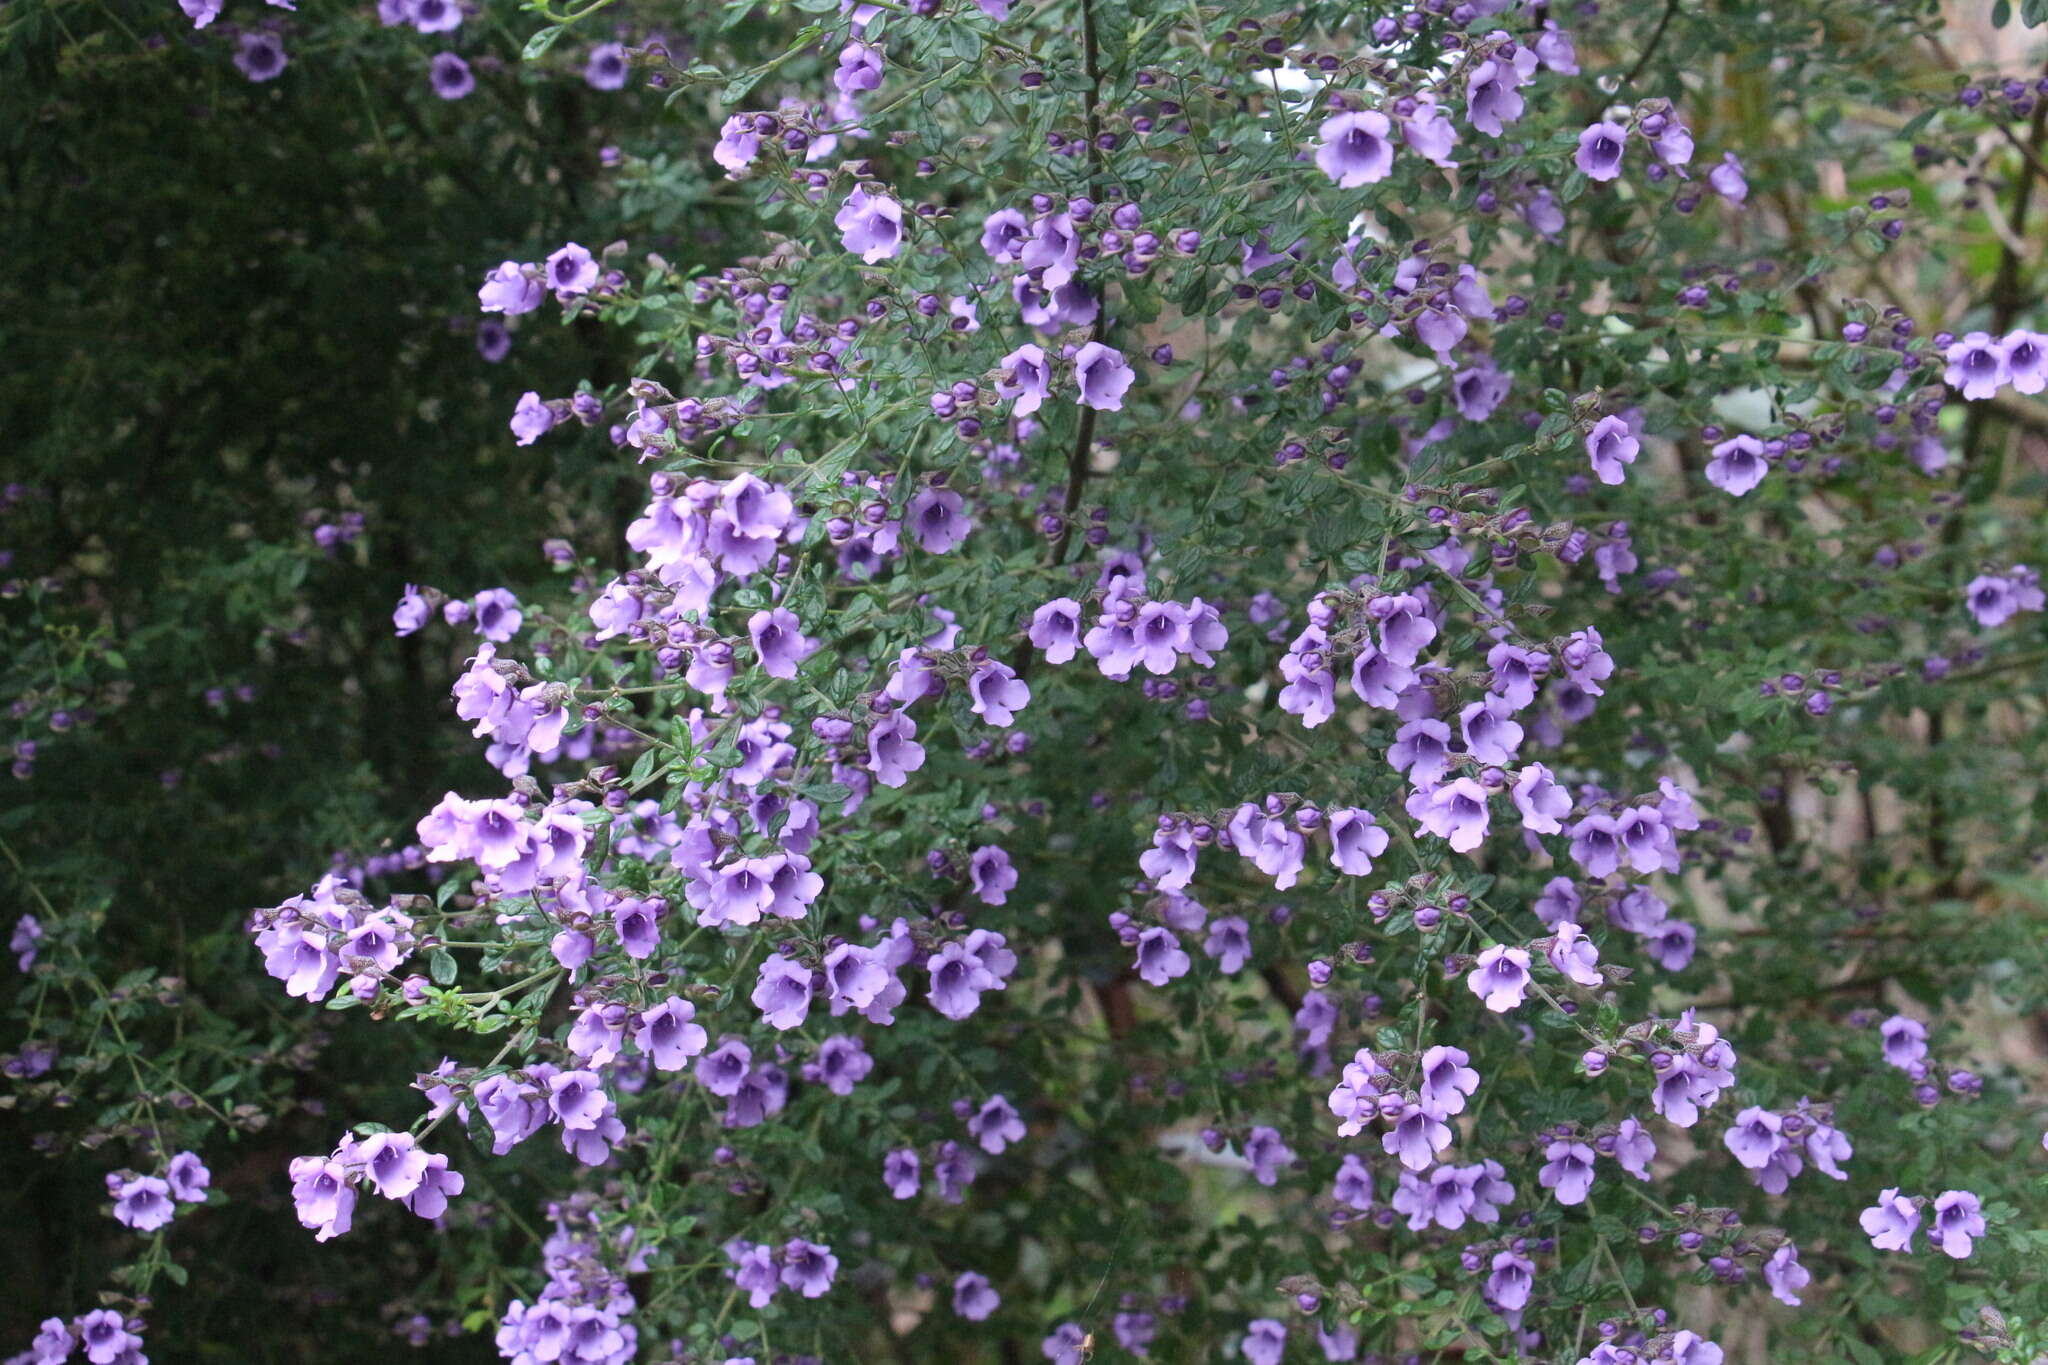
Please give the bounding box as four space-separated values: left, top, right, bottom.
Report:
9 0 2048 1361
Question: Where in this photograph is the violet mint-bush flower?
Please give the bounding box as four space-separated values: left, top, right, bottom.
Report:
17 0 2048 1359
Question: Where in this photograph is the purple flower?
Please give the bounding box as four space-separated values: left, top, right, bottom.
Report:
1029 597 1085 665
1114 1311 1157 1356
1879 1014 1927 1069
6 912 46 977
407 0 462 31
608 895 661 959
1943 331 2010 399
696 1037 753 1097
1140 822 1197 889
1351 645 1414 709
982 207 1030 261
749 607 818 679
2004 328 2048 393
885 649 944 707
998 343 1052 416
392 584 432 636
478 260 542 315
965 660 1029 727
779 1238 838 1297
907 486 972 553
1535 20 1578 72
1708 151 1749 203
1399 96 1460 167
952 1270 1000 1321
1485 1249 1534 1311
1763 1243 1810 1306
1327 807 1389 876
1567 812 1622 878
1538 1140 1597 1205
823 941 892 1015
1203 915 1252 973
883 1147 920 1199
1043 1323 1087 1365
1721 1106 1784 1170
1333 1153 1374 1210
1294 990 1337 1049
834 40 883 94
1510 763 1572 835
969 1094 1026 1153
1389 718 1452 784
1370 592 1437 666
1464 44 1537 137
1609 1117 1656 1178
1407 778 1492 853
109 1174 175 1231
1559 627 1615 697
1278 626 1337 727
1244 1125 1295 1186
1546 920 1603 987
1243 1318 1287 1365
1466 945 1531 1012
1314 111 1396 188
1417 1046 1479 1118
1451 361 1511 422
1459 694 1524 766
867 711 926 788
1931 1189 1985 1258
429 50 474 99
181 0 221 25
928 939 998 1019
730 1240 779 1307
1963 567 2043 627
1574 121 1627 181
1073 341 1136 411
1705 434 1769 495
1228 803 1307 888
1134 925 1190 987
404 1153 465 1218
471 587 522 642
510 391 555 446
712 114 762 175
1666 1332 1725 1365
1584 414 1639 485
234 31 288 81
751 953 814 1030
545 241 599 297
289 1153 356 1241
1652 118 1694 165
584 42 629 90
1803 1110 1854 1180
969 845 1019 904
567 1002 626 1067
1860 1187 1920 1251
546 1069 607 1130
807 1034 873 1096
1382 1110 1453 1171
1022 210 1082 286
359 1131 432 1199
836 186 904 262
165 1151 210 1203
76 1312 143 1365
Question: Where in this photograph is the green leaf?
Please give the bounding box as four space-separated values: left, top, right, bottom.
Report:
521 24 564 61
429 948 458 986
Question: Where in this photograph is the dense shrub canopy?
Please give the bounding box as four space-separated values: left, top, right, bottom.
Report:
6 0 2048 1363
